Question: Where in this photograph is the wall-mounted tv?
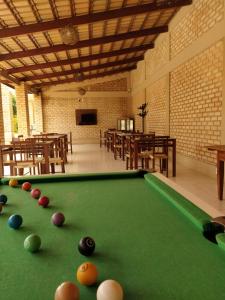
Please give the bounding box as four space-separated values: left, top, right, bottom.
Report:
76 109 97 125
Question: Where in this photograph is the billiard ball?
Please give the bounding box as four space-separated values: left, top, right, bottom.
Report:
51 212 65 227
31 188 41 199
22 182 31 191
76 262 98 286
38 196 49 208
9 179 18 187
8 214 23 229
78 237 95 256
24 234 41 253
96 279 123 300
0 194 7 205
55 282 80 300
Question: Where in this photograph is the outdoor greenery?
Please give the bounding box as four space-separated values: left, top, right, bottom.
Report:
11 94 18 133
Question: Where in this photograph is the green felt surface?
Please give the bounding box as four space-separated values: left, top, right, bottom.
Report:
0 172 225 300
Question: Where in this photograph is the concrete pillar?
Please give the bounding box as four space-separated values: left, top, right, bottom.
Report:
0 84 5 143
33 93 43 133
15 82 30 136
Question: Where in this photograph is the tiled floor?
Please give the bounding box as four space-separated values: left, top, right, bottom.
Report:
65 144 225 217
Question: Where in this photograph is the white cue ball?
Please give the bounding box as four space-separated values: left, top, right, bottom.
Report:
96 279 123 300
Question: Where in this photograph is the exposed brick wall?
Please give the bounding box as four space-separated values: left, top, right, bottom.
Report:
170 41 223 164
42 96 128 143
170 0 224 58
0 85 5 143
128 89 145 132
146 77 168 135
15 82 30 136
146 35 170 78
83 78 127 91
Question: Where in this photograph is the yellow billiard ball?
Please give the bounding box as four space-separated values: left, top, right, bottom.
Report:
9 179 18 187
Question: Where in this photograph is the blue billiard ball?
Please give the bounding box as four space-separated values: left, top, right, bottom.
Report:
8 214 23 229
0 194 7 205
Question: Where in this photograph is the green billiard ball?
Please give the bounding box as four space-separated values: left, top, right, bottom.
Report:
24 234 41 253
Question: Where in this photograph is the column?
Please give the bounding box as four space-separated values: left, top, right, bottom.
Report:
15 82 30 136
0 84 5 143
33 93 44 133
1 84 14 143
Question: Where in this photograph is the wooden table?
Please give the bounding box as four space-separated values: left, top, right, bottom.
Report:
207 145 225 200
131 137 176 176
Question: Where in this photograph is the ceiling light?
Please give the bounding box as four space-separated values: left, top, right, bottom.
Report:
59 25 78 45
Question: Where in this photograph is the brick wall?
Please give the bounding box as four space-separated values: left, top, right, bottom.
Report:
42 79 128 143
83 78 127 91
43 97 127 143
170 0 224 58
130 0 225 167
170 42 223 164
146 76 168 136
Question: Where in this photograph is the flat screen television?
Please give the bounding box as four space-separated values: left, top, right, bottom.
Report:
76 109 97 125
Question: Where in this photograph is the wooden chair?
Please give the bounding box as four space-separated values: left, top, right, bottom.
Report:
67 131 73 153
11 140 40 175
0 146 15 176
149 136 169 177
47 138 65 173
100 130 107 148
113 133 122 160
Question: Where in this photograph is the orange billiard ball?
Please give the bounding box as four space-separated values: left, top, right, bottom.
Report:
55 282 79 300
76 262 98 286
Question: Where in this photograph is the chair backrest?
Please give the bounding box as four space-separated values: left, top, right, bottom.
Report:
11 140 36 164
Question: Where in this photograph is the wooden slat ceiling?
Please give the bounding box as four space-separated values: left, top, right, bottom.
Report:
0 0 192 90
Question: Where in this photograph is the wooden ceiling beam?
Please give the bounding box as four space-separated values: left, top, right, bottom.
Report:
8 43 152 74
0 26 167 61
0 0 192 39
23 56 142 82
32 66 135 88
0 69 20 85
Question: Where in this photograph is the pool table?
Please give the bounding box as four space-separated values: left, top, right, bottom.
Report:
1 171 225 300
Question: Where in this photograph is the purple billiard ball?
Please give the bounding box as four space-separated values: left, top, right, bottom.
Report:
51 212 65 227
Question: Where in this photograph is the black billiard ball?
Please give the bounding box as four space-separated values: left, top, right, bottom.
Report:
78 236 95 256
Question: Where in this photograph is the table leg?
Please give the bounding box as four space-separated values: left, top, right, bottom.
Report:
0 149 3 177
172 140 176 177
122 137 125 161
217 155 224 200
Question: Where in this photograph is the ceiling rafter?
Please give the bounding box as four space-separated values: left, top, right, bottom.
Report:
32 66 135 88
23 56 143 82
0 0 192 39
7 43 153 74
0 26 167 61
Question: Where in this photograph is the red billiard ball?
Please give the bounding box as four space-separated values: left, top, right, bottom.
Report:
31 188 41 199
38 196 49 208
22 182 32 191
